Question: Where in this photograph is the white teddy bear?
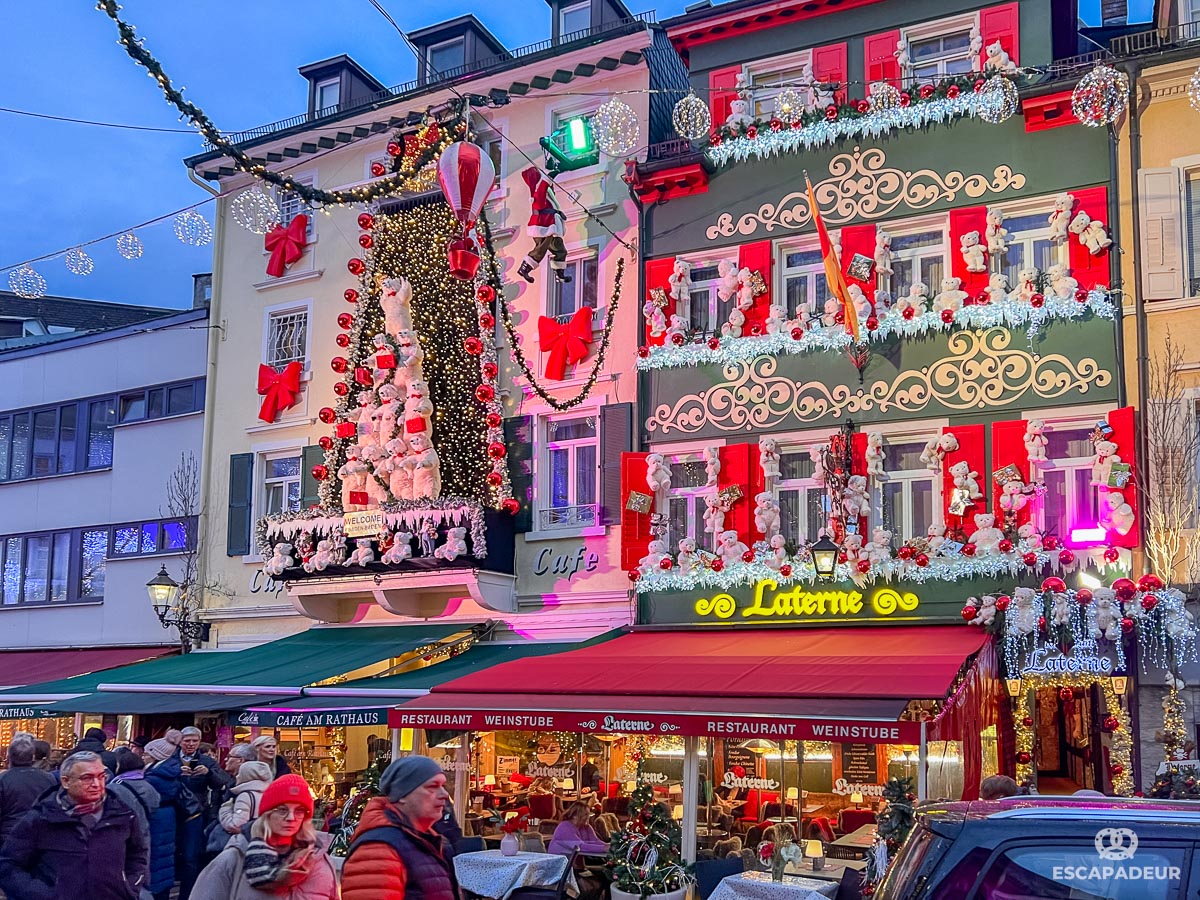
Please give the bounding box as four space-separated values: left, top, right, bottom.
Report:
920 432 959 473
668 258 692 303
868 527 893 565
843 474 870 518
391 331 425 401
960 231 987 273
639 539 671 577
985 40 1017 73
716 529 750 567
843 533 866 563
1017 522 1042 553
404 379 433 436
1048 192 1075 242
1092 588 1120 640
969 513 1005 554
1024 419 1048 472
725 74 755 132
894 282 927 318
435 526 468 562
716 259 740 302
1046 263 1079 301
338 447 369 512
893 38 911 71
1069 210 1113 255
820 297 841 329
381 277 414 336
408 433 442 499
643 301 667 339
1102 491 1135 535
1010 587 1040 635
264 543 294 577
361 444 390 507
303 539 335 573
722 306 746 338
974 595 998 627
949 460 983 500
765 303 788 335
665 314 688 344
847 283 872 321
933 276 968 314
1051 592 1071 627
377 384 402 442
677 537 701 575
704 447 721 486
865 432 884 477
985 206 1009 255
765 534 788 571
984 272 1010 305
385 436 412 501
809 444 827 485
970 23 984 66
1091 440 1121 486
873 288 892 314
874 228 893 275
703 495 730 539
356 391 380 449
1014 267 1040 304
736 268 756 311
759 436 781 486
926 523 946 552
381 531 413 565
754 491 781 538
998 479 1028 514
646 452 671 495
348 538 375 567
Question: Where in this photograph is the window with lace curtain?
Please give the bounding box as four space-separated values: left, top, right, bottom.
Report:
540 416 598 529
1038 426 1098 542
776 450 827 547
877 440 937 543
666 456 713 551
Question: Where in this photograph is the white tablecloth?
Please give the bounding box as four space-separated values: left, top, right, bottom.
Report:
454 849 575 899
708 870 838 900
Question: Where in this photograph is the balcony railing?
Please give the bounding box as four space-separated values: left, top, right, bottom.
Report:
204 12 655 151
538 504 598 530
1111 20 1200 56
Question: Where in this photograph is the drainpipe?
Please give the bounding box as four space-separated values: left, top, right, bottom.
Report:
1106 123 1126 409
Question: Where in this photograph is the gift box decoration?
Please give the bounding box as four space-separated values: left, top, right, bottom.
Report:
1091 420 1115 443
748 270 768 297
376 352 397 370
993 463 1024 485
1107 463 1133 488
354 366 373 386
626 491 653 514
847 253 875 282
649 287 669 309
948 488 975 516
348 491 369 507
335 421 357 438
717 484 744 506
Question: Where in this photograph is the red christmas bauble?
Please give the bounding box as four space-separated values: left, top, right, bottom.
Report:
1075 288 1089 302
465 336 484 355
671 333 685 346
790 327 804 340
501 497 521 515
335 333 350 348
711 558 725 572
947 85 961 99
347 258 365 275
856 100 870 113
746 125 758 139
330 357 348 373
1031 293 1045 308
485 412 502 428
1022 716 1033 727
479 313 495 330
1042 576 1066 593
866 315 879 331
344 288 359 304
311 464 328 481
628 569 640 582
386 141 402 157
1017 751 1032 764
920 84 935 99
1104 546 1121 563
370 161 387 177
1038 615 1047 631
659 557 673 570
709 133 722 147
637 346 650 358
779 564 792 577
318 435 333 451
358 233 374 250
1021 551 1037 567
319 407 337 424
357 212 375 230
708 337 722 350
915 553 930 567
476 384 496 403
770 118 783 131
857 559 871 573
974 79 987 92
483 361 498 379
1138 573 1164 592
825 104 838 120
962 543 977 556
1120 616 1135 634
1141 594 1159 611
834 310 845 325
487 441 507 459
961 606 977 621
354 366 372 386
1110 763 1124 777
838 551 848 564
333 381 349 396
995 595 1011 611
940 309 955 324
1076 588 1094 605
902 306 916 320
749 323 762 336
898 546 914 560
477 284 496 303
742 550 756 563
975 291 989 305
1043 536 1060 551
899 92 911 107
1059 549 1076 565
486 472 503 487
1103 715 1120 732
998 539 1014 553
337 313 354 330
1059 686 1073 701
1112 577 1136 601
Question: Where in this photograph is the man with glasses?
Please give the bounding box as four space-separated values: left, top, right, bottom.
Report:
0 750 149 900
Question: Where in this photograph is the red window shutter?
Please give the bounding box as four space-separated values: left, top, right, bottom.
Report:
1067 186 1111 291
949 206 990 299
644 256 677 346
718 443 758 547
850 431 869 533
839 224 877 294
1105 406 1139 549
812 43 848 106
708 66 742 132
942 424 987 536
620 452 652 570
990 419 1032 530
863 30 901 87
979 2 1020 69
738 241 772 334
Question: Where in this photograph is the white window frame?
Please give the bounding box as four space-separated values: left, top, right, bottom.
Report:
261 299 313 371
559 0 591 37
548 243 604 322
882 215 949 299
427 37 466 78
1183 0 1200 24
1179 162 1200 297
479 129 506 195
1030 419 1100 541
775 445 828 547
365 150 390 182
547 99 602 177
777 236 828 319
873 434 940 544
314 77 341 114
987 196 1071 285
275 174 316 240
743 48 814 119
901 13 979 82
671 253 733 337
537 413 600 531
663 452 715 552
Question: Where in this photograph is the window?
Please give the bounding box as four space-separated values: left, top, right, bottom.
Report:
1040 426 1097 542
484 134 504 189
971 842 1185 899
113 380 204 426
1185 170 1200 296
314 78 340 114
427 38 466 78
745 51 814 119
540 417 598 529
559 0 591 36
277 177 314 239
780 246 830 320
86 399 114 469
265 309 309 369
993 211 1068 286
666 456 714 551
776 450 828 547
675 263 730 336
887 229 946 296
551 255 599 319
263 454 302 516
108 518 195 558
907 30 975 80
80 529 106 600
877 440 937 543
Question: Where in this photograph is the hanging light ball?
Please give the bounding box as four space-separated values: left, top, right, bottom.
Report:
977 75 1020 125
173 210 213 246
116 232 144 260
230 186 280 234
8 264 46 300
772 87 807 123
592 98 640 156
869 82 902 112
1071 64 1129 127
1189 66 1200 112
65 247 95 276
672 91 712 141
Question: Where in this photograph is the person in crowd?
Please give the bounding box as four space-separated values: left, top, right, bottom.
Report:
593 812 620 842
130 736 150 754
223 743 256 781
70 726 119 773
177 727 230 900
192 774 337 899
108 746 159 896
341 756 455 900
144 733 184 900
979 774 1020 801
250 734 292 778
434 794 464 853
580 755 600 793
197 742 217 759
0 750 148 899
548 801 609 856
0 737 56 847
219 761 273 836
29 742 52 773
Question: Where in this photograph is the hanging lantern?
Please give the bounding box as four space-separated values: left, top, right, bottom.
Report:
116 232 144 260
672 91 711 141
437 141 495 280
1071 64 1129 127
8 264 46 300
592 99 640 156
977 75 1019 125
65 247 95 276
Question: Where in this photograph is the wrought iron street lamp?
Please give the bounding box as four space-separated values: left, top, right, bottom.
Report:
810 536 840 580
146 565 208 651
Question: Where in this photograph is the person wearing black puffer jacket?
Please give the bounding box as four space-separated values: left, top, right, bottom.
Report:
69 727 119 774
0 738 55 848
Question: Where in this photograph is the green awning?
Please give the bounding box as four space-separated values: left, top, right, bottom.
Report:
44 693 292 715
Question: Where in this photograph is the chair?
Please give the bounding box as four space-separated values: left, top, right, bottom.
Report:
807 816 836 843
529 793 558 821
520 832 547 853
834 866 864 900
744 825 763 849
455 836 485 854
509 849 579 900
838 809 876 834
694 856 745 900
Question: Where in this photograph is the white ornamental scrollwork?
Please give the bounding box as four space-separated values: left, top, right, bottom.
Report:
705 146 1026 241
646 329 1111 436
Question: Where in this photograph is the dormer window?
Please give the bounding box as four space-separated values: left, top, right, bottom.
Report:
314 78 340 113
427 37 466 78
560 1 591 36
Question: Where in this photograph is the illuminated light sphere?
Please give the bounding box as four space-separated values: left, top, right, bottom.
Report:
672 91 711 141
8 264 46 300
592 98 640 156
977 75 1020 125
230 186 280 234
1071 64 1129 127
1189 66 1200 112
116 231 144 260
65 247 94 276
173 210 213 246
869 81 902 112
772 87 806 123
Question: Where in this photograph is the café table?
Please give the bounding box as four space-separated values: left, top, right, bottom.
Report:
708 870 837 900
828 824 876 860
786 858 866 884
454 849 577 900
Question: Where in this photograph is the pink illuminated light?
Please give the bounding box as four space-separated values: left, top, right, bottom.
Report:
1069 526 1108 547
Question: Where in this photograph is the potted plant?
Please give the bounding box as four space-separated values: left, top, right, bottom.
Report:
501 806 531 856
606 786 691 900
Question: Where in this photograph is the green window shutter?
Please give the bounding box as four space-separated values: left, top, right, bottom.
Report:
503 416 534 533
227 453 254 557
300 445 325 509
599 402 633 526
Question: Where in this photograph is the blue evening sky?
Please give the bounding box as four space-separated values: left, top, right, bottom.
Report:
0 0 1149 311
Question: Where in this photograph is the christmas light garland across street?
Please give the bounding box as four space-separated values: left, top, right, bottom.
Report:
637 288 1116 370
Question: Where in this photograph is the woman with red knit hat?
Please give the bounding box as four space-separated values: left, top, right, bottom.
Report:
191 774 337 899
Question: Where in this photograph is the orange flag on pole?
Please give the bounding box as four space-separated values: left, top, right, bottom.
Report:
805 173 860 342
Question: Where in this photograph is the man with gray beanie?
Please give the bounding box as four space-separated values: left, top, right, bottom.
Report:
341 755 459 900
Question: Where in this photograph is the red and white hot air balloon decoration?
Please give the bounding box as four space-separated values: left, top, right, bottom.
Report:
437 141 496 280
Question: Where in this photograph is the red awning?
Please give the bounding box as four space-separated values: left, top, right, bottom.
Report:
0 646 176 690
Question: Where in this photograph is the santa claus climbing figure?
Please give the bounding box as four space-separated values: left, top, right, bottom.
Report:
519 166 570 283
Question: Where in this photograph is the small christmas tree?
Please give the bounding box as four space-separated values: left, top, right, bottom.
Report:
606 785 690 897
862 777 916 893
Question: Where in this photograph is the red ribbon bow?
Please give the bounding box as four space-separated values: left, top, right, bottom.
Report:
537 307 594 380
256 361 303 423
264 214 309 278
